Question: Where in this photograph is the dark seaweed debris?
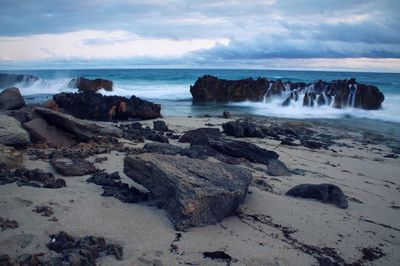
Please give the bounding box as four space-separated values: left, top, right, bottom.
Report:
0 168 66 189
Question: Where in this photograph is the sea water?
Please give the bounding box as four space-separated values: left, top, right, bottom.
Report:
1 69 399 130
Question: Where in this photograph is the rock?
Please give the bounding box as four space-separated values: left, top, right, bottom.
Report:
68 77 113 92
0 168 66 188
43 100 60 112
53 91 161 121
0 217 19 231
222 120 264 138
35 107 122 141
0 73 39 88
267 159 291 176
51 157 97 176
179 128 221 143
0 114 30 146
124 153 252 230
203 251 235 264
190 75 268 102
301 140 324 149
0 88 25 110
87 171 149 203
0 144 23 169
286 183 348 209
143 126 169 143
32 205 54 217
4 105 40 123
143 142 184 155
23 118 77 147
222 111 231 118
153 120 168 132
195 135 279 165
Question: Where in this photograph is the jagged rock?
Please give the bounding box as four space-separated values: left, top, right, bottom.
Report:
286 183 348 209
0 87 25 110
53 91 161 121
193 135 279 165
0 168 66 189
153 120 168 132
222 111 231 118
23 118 77 146
191 75 267 102
222 120 264 138
143 142 184 155
179 128 221 143
0 114 30 146
0 73 39 88
124 153 252 230
143 126 169 143
35 107 122 141
51 157 97 176
0 144 23 169
267 159 291 176
68 77 113 92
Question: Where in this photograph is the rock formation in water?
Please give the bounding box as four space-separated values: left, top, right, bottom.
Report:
190 76 384 110
53 91 161 121
68 77 114 92
0 73 39 89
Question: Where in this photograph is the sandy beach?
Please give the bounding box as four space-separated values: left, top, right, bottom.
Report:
1 114 399 265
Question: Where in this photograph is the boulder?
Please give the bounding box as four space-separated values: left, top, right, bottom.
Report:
0 73 39 88
153 120 168 132
24 118 77 146
0 114 30 146
0 87 25 110
68 77 113 92
222 120 264 138
124 153 252 230
53 92 161 121
286 183 348 209
267 159 291 176
191 75 268 102
179 128 221 143
51 157 97 176
34 107 122 141
0 144 23 169
44 100 60 112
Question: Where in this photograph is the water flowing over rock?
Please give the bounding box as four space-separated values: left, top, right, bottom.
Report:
0 73 39 89
68 77 114 92
53 91 161 121
190 76 384 110
124 153 252 230
0 87 25 110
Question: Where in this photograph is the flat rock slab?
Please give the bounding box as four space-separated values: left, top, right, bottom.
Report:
51 158 97 176
124 153 252 230
0 114 30 146
24 118 77 147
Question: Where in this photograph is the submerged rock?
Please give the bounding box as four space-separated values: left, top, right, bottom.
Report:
0 114 30 146
286 183 348 209
53 91 161 121
124 153 252 230
68 76 113 92
0 87 25 110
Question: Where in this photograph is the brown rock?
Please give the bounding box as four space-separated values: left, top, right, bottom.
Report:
0 144 23 169
0 87 25 110
44 100 60 112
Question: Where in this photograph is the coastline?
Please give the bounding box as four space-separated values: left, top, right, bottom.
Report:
1 114 399 265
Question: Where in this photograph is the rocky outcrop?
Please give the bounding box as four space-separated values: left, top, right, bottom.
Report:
0 114 30 146
68 77 113 92
286 183 348 209
24 118 77 146
0 144 23 169
0 87 25 110
53 91 161 121
34 107 122 141
190 76 384 110
222 120 264 138
0 73 39 88
179 128 221 143
124 153 252 230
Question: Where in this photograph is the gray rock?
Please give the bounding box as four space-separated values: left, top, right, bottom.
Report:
0 114 30 146
222 120 264 138
143 142 184 155
286 183 348 209
51 157 97 176
153 120 168 132
179 128 221 143
267 159 291 176
35 107 122 141
0 144 23 169
124 153 252 230
0 88 25 110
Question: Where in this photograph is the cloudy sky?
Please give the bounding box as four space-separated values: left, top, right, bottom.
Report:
0 0 399 72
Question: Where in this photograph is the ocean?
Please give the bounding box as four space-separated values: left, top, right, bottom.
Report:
1 68 400 129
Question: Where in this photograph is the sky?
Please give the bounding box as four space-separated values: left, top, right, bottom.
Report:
0 0 399 72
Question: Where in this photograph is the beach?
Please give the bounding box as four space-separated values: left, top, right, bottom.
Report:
1 113 399 265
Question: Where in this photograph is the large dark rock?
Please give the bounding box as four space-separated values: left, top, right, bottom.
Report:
0 168 66 189
191 76 384 110
0 87 25 110
35 107 122 141
0 114 30 146
191 75 268 102
153 120 169 132
286 183 348 209
124 153 252 230
53 91 161 121
179 128 221 143
68 77 113 92
0 73 39 89
222 120 264 138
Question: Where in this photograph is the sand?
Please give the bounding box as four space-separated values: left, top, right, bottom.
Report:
1 115 399 265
